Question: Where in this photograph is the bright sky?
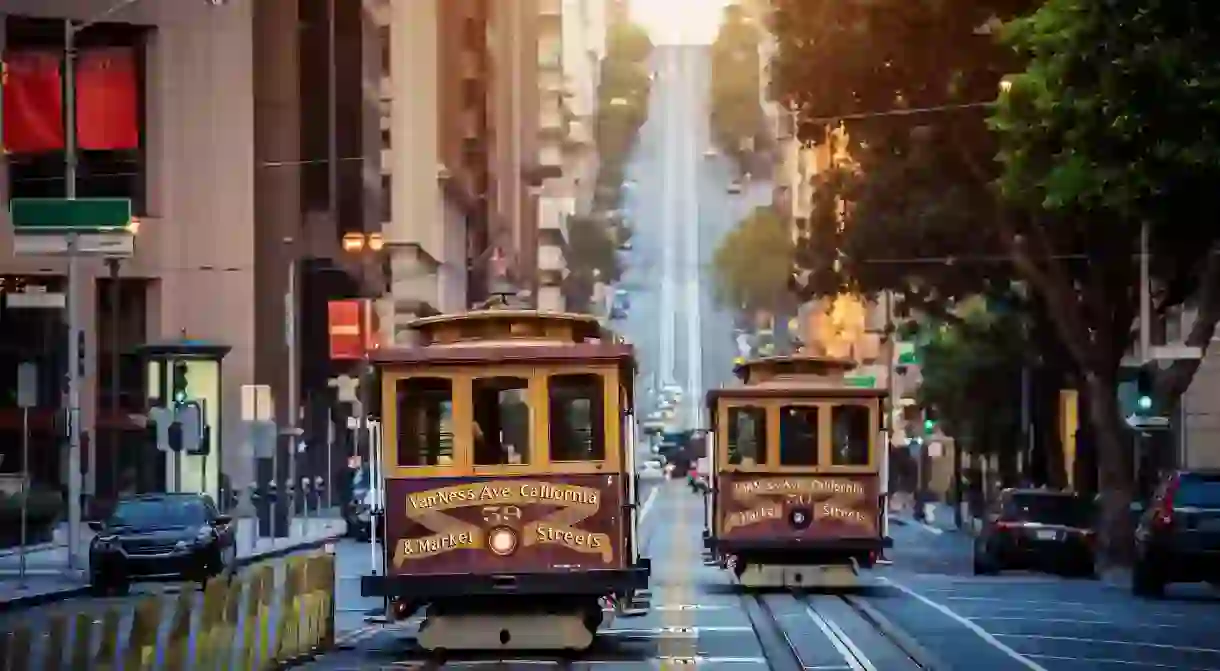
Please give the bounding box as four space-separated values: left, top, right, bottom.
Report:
630 0 733 45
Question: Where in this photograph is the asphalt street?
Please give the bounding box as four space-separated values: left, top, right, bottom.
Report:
298 484 1220 670
618 44 771 419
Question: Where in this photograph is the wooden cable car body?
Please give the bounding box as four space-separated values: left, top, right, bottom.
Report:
360 309 650 651
702 355 892 589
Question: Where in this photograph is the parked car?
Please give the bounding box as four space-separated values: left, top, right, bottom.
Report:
88 493 236 595
973 488 1097 577
1132 469 1220 598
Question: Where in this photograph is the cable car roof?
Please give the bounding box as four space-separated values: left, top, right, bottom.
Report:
369 309 635 368
707 354 888 404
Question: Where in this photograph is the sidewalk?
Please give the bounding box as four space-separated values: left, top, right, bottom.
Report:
0 514 345 611
890 501 981 536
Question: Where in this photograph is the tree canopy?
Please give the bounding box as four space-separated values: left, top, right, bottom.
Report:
915 299 1024 460
769 0 1220 557
709 5 766 171
711 205 795 315
569 18 652 310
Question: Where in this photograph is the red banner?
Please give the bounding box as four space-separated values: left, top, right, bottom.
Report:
2 51 65 153
75 47 139 150
329 300 366 360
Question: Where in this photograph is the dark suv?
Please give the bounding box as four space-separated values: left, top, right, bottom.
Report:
973 488 1097 577
88 493 236 594
1133 469 1220 597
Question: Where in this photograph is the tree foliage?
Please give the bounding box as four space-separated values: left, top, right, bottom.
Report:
569 19 652 309
916 300 1024 459
710 5 765 172
769 0 1220 558
711 205 795 315
565 215 623 312
771 0 1033 320
591 20 653 213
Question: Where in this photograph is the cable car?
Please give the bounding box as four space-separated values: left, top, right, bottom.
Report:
702 355 891 588
360 306 650 652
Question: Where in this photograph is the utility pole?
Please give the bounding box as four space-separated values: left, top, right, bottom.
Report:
63 18 83 571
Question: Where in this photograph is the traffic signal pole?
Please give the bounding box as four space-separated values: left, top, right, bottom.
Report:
63 19 83 571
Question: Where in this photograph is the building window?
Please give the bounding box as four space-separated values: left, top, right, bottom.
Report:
381 128 390 150
5 18 148 213
548 374 605 461
463 18 483 51
379 25 390 76
473 377 531 465
463 79 483 108
381 174 391 222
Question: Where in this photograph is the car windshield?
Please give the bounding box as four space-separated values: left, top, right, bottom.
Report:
1004 494 1094 527
1174 474 1220 507
109 498 209 529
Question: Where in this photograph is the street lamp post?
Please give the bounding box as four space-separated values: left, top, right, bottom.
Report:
61 0 218 570
340 230 385 478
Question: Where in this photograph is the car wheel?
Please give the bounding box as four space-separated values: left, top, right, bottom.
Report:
1132 560 1165 598
973 552 998 575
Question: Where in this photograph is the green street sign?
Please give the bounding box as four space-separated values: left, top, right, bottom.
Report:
844 375 877 388
10 198 133 232
897 342 918 366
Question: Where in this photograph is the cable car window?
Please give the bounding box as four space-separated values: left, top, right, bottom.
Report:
396 377 454 466
830 405 871 466
473 377 531 465
779 406 819 466
727 406 766 465
549 374 606 461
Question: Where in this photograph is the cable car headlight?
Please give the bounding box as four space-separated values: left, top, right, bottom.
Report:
488 526 519 556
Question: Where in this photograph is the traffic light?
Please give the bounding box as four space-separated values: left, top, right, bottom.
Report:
167 420 184 452
1136 365 1154 412
171 361 189 405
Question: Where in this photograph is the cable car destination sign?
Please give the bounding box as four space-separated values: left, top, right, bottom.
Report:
392 480 612 565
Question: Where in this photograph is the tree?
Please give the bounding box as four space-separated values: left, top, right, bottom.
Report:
769 0 1220 559
565 215 623 312
915 300 1025 479
711 206 795 315
710 4 765 171
990 0 1220 552
606 21 653 63
571 17 652 308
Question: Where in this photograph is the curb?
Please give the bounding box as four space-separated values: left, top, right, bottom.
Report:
0 533 344 613
846 594 949 671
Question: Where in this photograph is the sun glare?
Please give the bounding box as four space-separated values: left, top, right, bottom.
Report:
630 0 733 45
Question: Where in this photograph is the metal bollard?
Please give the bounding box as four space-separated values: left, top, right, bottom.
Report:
253 565 277 670
193 574 230 670
306 554 325 654
275 557 306 663
321 550 336 649
122 597 163 671
163 588 194 671
45 615 68 671
215 574 245 671
92 608 121 669
70 613 93 670
240 568 265 671
5 627 31 671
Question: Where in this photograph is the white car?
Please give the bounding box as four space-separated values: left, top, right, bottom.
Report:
703 147 718 158
727 181 743 194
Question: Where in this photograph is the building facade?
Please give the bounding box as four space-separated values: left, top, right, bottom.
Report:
0 0 602 509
